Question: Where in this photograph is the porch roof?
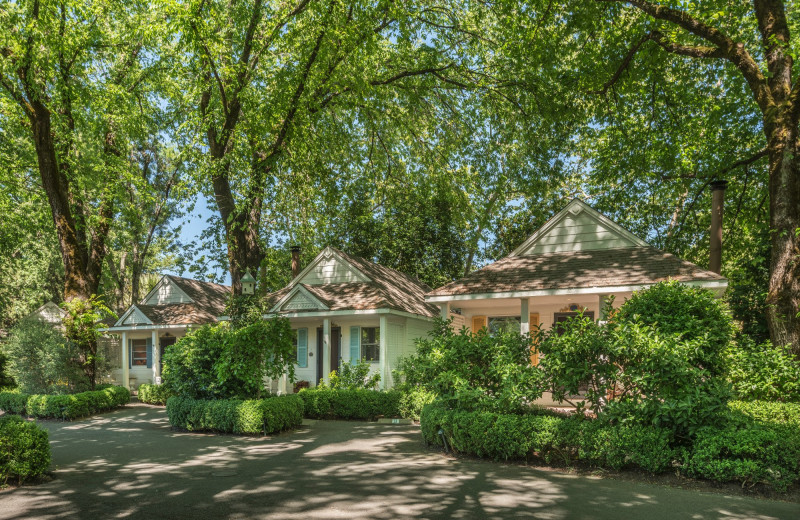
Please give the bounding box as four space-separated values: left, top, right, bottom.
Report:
426 246 726 301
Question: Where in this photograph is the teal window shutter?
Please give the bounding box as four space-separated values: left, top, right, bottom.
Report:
296 328 308 368
128 339 133 369
349 326 360 363
146 338 153 368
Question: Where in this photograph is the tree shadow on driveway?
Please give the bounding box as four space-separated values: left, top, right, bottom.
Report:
1 405 797 520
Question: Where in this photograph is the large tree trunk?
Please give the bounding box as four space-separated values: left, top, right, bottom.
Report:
765 126 800 352
30 102 92 302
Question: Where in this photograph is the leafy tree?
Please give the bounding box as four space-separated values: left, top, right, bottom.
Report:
2 320 86 394
61 296 116 390
568 0 800 350
0 0 167 304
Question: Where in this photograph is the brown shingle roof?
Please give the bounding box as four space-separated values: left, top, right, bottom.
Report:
137 303 220 325
164 275 230 317
427 247 725 298
264 248 439 318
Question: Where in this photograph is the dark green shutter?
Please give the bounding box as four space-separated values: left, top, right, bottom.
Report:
296 328 308 368
349 326 360 364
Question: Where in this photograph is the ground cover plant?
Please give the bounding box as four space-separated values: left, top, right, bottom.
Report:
0 415 51 485
0 385 130 420
166 394 304 435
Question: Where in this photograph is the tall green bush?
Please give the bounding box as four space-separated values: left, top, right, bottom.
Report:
0 415 51 484
395 319 543 413
2 320 88 394
614 280 734 376
163 318 295 400
538 319 729 438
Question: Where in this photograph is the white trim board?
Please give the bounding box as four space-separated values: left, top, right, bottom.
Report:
425 279 728 303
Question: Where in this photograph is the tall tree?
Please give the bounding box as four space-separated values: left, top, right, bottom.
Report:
172 0 507 294
0 0 164 303
567 1 800 350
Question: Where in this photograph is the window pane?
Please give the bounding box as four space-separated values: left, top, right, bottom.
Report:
488 316 521 335
361 327 380 362
132 339 147 366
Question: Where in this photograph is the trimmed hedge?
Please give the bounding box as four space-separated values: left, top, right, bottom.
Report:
299 387 402 420
138 384 174 405
0 386 130 420
0 415 51 484
166 394 304 435
420 403 674 473
679 400 800 491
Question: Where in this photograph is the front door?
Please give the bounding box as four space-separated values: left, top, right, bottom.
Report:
159 336 177 373
316 327 341 385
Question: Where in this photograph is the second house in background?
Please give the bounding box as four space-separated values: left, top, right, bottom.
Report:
263 247 439 390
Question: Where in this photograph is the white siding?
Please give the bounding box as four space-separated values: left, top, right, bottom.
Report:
520 211 637 255
144 279 192 305
299 255 368 285
122 307 151 325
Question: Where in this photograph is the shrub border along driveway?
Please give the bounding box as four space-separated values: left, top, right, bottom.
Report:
2 403 797 520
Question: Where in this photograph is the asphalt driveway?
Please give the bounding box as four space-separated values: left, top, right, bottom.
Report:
1 404 797 520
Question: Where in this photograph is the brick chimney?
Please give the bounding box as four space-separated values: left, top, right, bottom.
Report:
709 180 728 274
291 246 301 279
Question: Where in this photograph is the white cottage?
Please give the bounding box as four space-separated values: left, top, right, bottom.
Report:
104 275 231 390
263 247 438 390
425 199 727 404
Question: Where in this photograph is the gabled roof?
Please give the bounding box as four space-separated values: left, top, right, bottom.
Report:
510 199 649 256
426 247 725 299
426 200 726 301
111 275 230 327
266 247 439 318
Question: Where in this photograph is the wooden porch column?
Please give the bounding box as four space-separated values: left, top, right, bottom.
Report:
520 298 530 335
322 318 331 385
121 331 129 390
379 315 388 390
439 302 449 320
152 330 160 384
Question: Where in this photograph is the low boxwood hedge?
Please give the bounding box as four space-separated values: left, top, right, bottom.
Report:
299 387 402 420
165 394 304 435
0 386 130 420
420 403 674 473
421 400 800 491
679 400 800 491
0 415 51 484
137 384 174 405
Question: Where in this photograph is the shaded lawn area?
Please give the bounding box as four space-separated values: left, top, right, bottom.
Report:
1 404 798 520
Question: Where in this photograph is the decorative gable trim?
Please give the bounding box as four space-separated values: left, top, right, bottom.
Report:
288 246 370 288
115 305 153 326
270 285 330 313
509 199 649 256
141 275 193 305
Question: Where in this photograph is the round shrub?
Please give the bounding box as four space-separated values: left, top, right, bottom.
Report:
615 281 734 375
0 415 51 484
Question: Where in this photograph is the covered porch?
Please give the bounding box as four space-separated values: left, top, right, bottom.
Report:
103 325 191 391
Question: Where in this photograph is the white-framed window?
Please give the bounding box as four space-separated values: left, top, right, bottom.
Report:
488 316 521 335
131 339 148 366
294 328 308 368
360 327 380 362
